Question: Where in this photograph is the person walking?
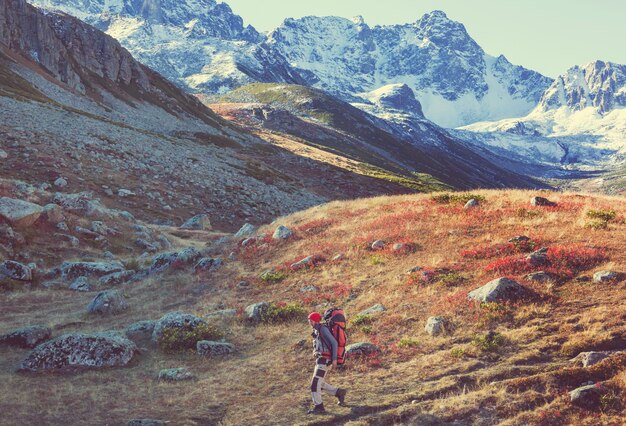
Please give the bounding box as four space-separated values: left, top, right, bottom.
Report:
307 312 347 415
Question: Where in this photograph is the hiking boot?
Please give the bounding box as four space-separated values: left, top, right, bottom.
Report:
306 404 326 415
336 388 347 406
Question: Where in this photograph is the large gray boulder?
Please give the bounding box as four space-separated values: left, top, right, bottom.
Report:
158 367 195 381
197 341 235 357
0 325 52 348
244 302 270 323
20 332 137 372
235 223 256 238
272 225 293 240
180 214 211 230
87 290 129 315
60 261 125 280
345 342 381 358
149 248 202 274
593 271 619 283
151 312 207 344
0 197 43 227
358 304 386 317
468 278 529 303
571 351 623 368
0 260 32 281
530 196 556 207
570 384 604 408
425 317 447 336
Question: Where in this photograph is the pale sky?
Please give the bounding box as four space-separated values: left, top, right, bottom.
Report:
224 0 626 78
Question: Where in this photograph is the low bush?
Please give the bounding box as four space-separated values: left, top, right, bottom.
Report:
351 313 374 326
584 219 608 230
472 331 504 352
450 347 467 358
586 209 617 221
158 323 224 352
260 270 287 283
397 337 420 348
261 302 307 323
516 208 543 219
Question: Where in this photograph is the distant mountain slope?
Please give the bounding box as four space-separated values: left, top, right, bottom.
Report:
216 83 547 190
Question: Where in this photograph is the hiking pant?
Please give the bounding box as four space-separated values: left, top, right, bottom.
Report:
311 358 338 405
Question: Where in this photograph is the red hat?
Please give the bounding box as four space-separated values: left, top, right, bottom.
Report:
308 312 322 322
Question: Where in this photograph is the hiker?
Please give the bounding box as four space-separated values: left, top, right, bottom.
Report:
307 311 347 414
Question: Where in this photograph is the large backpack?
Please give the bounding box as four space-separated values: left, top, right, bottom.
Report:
321 307 348 365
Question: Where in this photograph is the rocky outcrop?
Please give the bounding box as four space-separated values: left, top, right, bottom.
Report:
0 260 32 281
425 317 447 336
60 261 125 280
151 312 207 344
244 302 270 323
158 367 195 381
19 332 138 372
197 340 235 357
345 342 381 358
0 197 43 227
87 290 129 315
272 225 293 240
180 214 212 230
125 320 156 345
468 277 529 303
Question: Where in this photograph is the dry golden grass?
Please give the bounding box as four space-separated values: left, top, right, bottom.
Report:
1 189 625 425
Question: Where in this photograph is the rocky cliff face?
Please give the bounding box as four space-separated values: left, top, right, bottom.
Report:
1 0 222 124
538 61 626 114
31 0 306 94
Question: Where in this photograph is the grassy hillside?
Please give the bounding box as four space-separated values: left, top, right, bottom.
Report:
1 189 625 425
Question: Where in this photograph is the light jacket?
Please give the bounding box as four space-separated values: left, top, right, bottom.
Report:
312 323 338 361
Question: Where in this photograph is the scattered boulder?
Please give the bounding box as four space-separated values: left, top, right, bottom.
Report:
290 255 324 271
53 192 102 216
526 247 549 265
345 342 381 358
468 277 529 303
87 290 129 315
332 254 345 262
425 317 447 336
392 243 405 252
464 199 479 209
176 247 202 264
570 384 604 409
530 196 556 207
158 367 195 381
151 312 207 344
0 149 6 159
99 270 136 287
180 214 211 230
406 266 423 274
524 271 552 283
118 189 136 198
300 285 319 293
272 225 293 240
125 320 156 345
241 238 256 247
571 351 623 368
0 197 43 227
235 223 256 238
194 257 223 273
0 325 52 348
41 204 65 224
509 235 530 243
245 302 270 323
197 341 235 357
371 240 385 250
60 261 125 280
69 276 94 292
0 260 32 281
135 239 159 252
54 178 67 188
593 271 619 283
149 247 202 275
358 304 386 317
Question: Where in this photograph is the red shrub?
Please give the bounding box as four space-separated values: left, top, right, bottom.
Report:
461 240 539 260
295 218 336 235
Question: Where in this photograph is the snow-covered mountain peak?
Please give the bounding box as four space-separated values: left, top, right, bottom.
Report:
538 60 626 114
